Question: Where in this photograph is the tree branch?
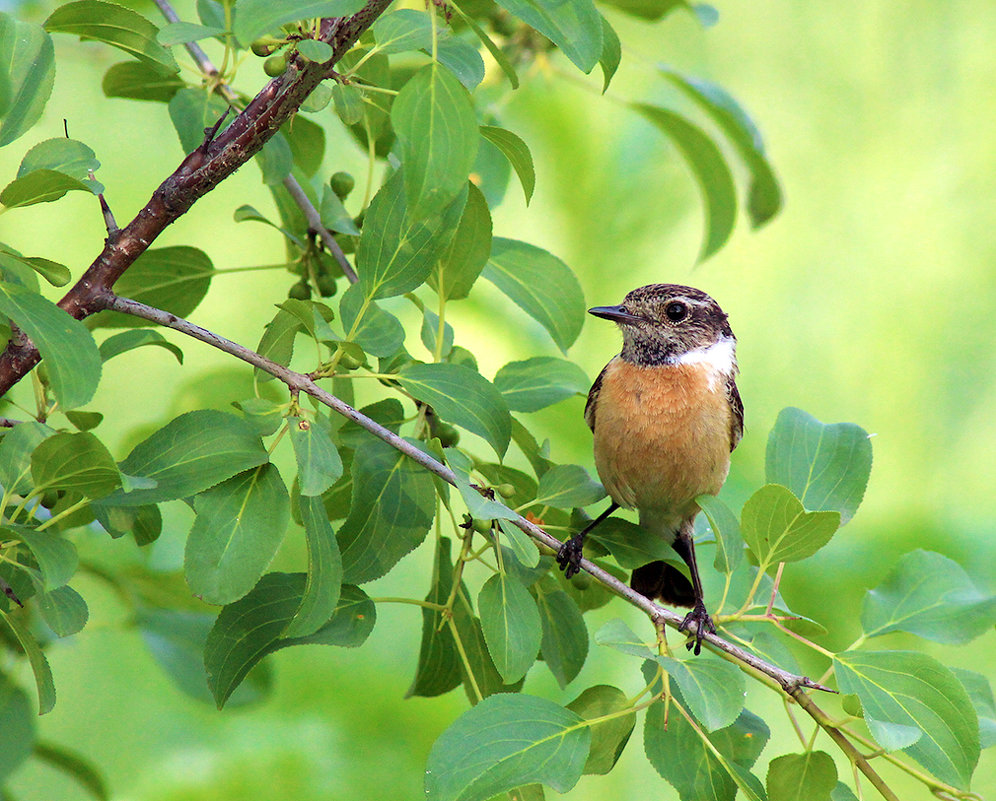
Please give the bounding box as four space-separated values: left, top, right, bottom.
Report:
98 292 833 697
0 0 389 399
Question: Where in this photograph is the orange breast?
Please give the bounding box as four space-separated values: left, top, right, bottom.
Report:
592 357 732 531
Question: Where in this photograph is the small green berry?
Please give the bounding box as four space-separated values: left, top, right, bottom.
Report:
251 40 273 57
570 572 592 590
435 422 460 447
288 281 311 300
40 490 61 509
471 517 493 534
338 351 364 371
496 483 516 499
263 54 287 77
316 274 338 297
330 171 355 199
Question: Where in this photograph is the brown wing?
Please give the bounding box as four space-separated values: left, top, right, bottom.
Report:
726 376 744 451
584 362 611 432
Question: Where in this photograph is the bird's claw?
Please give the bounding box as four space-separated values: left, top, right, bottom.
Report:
556 535 584 579
679 603 715 655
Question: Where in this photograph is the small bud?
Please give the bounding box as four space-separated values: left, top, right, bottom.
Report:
496 483 516 499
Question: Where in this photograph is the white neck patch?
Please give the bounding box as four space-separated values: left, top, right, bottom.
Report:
673 337 737 387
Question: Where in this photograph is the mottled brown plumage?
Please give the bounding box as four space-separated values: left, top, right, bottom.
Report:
557 284 742 653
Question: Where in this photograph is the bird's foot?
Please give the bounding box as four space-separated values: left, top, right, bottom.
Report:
679 603 716 656
556 534 584 579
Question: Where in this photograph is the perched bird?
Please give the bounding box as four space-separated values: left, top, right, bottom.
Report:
557 284 743 653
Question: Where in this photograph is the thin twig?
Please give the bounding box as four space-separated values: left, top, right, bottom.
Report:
99 292 834 697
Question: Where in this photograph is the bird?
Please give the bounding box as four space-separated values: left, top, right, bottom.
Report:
556 284 743 654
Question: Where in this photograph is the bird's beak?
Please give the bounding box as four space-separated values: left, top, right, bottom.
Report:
588 305 644 324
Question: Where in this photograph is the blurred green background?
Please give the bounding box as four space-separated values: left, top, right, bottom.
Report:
2 0 995 798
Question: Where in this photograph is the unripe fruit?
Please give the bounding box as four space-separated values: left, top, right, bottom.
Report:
338 351 364 370
316 274 338 297
330 171 355 199
263 55 287 77
496 483 516 499
251 40 273 57
570 572 592 590
288 281 311 300
435 422 460 447
471 517 493 534
40 490 61 509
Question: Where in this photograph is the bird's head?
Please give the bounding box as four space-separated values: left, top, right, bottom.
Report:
589 284 736 368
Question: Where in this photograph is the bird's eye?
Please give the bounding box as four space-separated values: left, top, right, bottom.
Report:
665 302 688 322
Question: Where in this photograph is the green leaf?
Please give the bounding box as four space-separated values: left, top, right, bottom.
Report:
295 38 334 61
91 245 214 328
398 362 511 458
99 329 183 364
205 572 373 707
740 484 840 567
407 537 463 698
483 238 585 352
566 685 635 775
479 572 542 684
332 83 364 125
597 16 620 92
285 494 343 638
0 14 55 147
645 685 769 801
587 517 672 569
696 493 743 573
830 782 860 801
633 104 737 262
952 668 996 749
284 115 325 176
448 3 518 89
372 9 432 54
494 357 588 413
492 0 602 73
0 169 93 208
0 251 71 287
0 283 101 410
101 61 184 102
3 526 78 591
339 283 405 357
356 171 467 298
498 518 541 568
662 67 782 227
835 649 979 789
337 437 435 584
256 131 293 185
391 63 478 220
17 138 99 183
168 87 230 154
0 675 35 781
480 126 535 204
185 464 290 605
138 609 271 707
233 0 366 47
101 410 268 507
765 407 873 525
420 308 454 358
533 464 605 509
424 694 590 801
594 618 657 660
157 21 226 45
44 0 178 74
38 585 89 637
0 421 55 495
435 38 486 91
65 411 103 431
429 182 492 301
32 742 108 801
0 605 56 713
30 431 120 498
861 549 996 644
534 576 588 688
289 416 343 496
319 186 360 234
657 655 746 732
766 751 837 801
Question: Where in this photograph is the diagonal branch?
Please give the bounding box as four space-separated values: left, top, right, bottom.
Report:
0 0 389 398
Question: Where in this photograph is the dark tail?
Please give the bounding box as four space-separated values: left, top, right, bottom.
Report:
630 561 695 607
